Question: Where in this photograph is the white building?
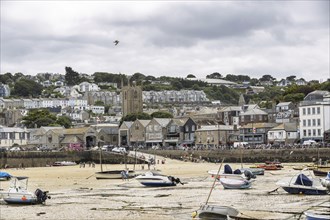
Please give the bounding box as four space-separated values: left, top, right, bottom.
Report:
0 126 29 148
299 91 330 142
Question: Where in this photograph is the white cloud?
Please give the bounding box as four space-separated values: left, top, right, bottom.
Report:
1 1 329 81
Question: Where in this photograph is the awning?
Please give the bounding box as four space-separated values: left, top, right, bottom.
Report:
164 139 179 142
145 140 162 143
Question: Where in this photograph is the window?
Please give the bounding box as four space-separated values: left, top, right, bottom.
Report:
185 125 189 132
317 107 320 114
313 129 316 136
192 125 195 131
303 108 306 115
317 119 321 126
307 108 311 114
318 129 321 136
312 108 315 114
303 120 306 127
308 129 311 136
303 130 306 137
308 119 311 126
9 132 15 139
312 119 316 126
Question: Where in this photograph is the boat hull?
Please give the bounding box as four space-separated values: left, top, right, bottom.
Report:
2 191 38 205
197 205 239 220
138 180 176 187
220 178 252 189
95 170 135 179
304 211 330 220
282 187 328 195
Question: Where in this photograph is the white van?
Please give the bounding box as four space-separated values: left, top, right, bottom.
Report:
233 142 249 148
303 140 316 146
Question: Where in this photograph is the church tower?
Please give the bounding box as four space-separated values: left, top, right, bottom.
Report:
121 77 143 117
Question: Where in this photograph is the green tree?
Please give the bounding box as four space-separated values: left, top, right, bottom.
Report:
12 78 43 97
283 93 305 103
259 74 275 82
56 116 72 128
65 66 80 86
151 111 173 118
119 112 152 126
94 101 105 106
22 109 57 128
186 74 196 78
206 72 222 79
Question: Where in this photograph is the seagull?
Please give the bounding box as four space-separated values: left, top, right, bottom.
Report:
114 40 119 45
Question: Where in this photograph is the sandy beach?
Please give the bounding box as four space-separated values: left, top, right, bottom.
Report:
0 153 328 220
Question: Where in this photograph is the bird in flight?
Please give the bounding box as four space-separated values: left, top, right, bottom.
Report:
114 40 119 45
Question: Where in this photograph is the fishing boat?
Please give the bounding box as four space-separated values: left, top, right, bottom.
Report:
219 178 254 189
135 171 183 187
52 161 77 166
193 204 239 220
0 171 11 181
1 176 50 205
276 172 328 195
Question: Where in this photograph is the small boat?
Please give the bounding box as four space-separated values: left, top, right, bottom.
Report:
313 169 329 177
95 170 136 180
0 171 12 181
193 204 239 220
257 164 282 170
219 178 254 189
1 176 50 205
208 164 256 180
240 168 264 175
276 172 328 195
265 159 283 168
304 209 330 220
135 171 183 187
320 172 330 190
53 161 77 166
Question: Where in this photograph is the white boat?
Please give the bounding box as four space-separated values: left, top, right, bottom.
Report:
95 170 136 180
276 172 328 195
208 170 246 180
53 161 77 166
320 172 330 190
193 204 239 220
135 171 183 187
219 178 254 189
1 176 50 205
208 164 256 180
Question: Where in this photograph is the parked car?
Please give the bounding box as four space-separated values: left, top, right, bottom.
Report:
112 147 126 153
102 145 113 151
9 147 21 152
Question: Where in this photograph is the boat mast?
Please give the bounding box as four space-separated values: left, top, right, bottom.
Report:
99 142 103 172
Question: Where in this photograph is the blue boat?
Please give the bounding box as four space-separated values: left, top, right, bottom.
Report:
0 171 11 181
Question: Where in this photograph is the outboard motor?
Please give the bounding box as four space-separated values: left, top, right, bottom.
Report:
244 170 256 180
35 189 51 204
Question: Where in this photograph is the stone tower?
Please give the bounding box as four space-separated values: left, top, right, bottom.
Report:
121 80 143 117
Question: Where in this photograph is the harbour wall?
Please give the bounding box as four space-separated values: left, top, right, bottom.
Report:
1 148 329 168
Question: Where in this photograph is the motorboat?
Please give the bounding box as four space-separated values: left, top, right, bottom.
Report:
192 204 239 220
135 171 183 187
219 178 254 189
0 171 11 181
53 161 77 166
276 172 329 195
1 176 50 205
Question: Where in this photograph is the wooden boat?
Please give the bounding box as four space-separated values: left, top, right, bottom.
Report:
219 178 254 189
313 169 329 177
257 164 281 170
0 171 11 181
276 172 328 195
1 176 50 205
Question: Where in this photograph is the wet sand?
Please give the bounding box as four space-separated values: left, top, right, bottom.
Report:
0 154 328 220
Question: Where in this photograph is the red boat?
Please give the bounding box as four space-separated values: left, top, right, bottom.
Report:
257 164 281 170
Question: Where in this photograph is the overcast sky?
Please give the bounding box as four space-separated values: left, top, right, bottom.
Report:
1 1 329 81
